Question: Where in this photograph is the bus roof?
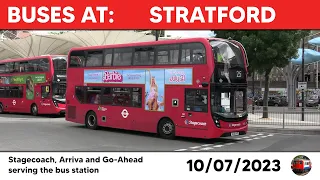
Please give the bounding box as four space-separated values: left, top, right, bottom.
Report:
0 55 67 64
68 37 219 52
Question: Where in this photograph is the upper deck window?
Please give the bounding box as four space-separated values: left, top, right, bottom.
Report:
181 43 206 64
155 44 179 65
68 41 208 68
113 48 133 66
0 58 49 74
210 40 245 68
69 51 85 67
133 47 155 65
86 50 103 67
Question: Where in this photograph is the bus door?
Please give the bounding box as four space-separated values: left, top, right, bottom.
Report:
39 85 52 113
181 88 210 130
7 87 20 112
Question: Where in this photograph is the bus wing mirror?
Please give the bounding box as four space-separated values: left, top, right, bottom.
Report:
201 82 209 87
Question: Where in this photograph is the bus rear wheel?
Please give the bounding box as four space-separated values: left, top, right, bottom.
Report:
31 104 38 116
158 118 175 139
0 103 4 114
85 111 98 130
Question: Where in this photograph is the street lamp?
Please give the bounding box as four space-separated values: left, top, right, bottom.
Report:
301 38 305 121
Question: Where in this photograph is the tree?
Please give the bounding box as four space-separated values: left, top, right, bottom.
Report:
214 30 310 118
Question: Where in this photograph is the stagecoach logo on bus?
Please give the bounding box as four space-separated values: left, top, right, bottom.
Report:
184 120 207 126
41 102 51 106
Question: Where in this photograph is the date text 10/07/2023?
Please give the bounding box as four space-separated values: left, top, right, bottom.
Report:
187 159 281 173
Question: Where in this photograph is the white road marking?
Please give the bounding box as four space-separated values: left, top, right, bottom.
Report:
200 147 213 151
190 146 202 149
225 143 235 146
213 145 224 148
201 144 213 147
174 133 276 151
174 149 187 151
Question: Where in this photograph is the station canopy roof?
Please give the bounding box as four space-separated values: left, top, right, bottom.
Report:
0 30 156 60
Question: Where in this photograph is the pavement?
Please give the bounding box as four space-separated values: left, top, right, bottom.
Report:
1 113 320 151
248 111 320 135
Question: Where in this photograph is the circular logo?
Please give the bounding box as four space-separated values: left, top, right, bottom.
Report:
121 109 129 118
12 100 16 105
291 155 311 176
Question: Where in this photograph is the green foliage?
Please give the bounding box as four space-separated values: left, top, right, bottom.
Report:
294 155 309 160
214 30 310 117
213 30 310 74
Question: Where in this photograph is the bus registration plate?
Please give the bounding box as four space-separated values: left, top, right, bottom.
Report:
231 132 239 136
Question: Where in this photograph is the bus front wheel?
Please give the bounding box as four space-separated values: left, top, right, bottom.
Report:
31 104 38 116
158 118 175 139
85 111 98 130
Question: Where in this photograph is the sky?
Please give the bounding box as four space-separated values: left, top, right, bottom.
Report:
32 30 214 38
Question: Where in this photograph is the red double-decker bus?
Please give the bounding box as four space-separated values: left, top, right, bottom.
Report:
65 37 249 139
0 55 67 116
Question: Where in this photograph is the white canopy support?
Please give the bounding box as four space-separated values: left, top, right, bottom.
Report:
0 30 156 60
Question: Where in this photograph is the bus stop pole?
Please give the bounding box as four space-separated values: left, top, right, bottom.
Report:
155 30 159 41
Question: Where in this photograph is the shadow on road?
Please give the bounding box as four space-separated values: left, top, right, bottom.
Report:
0 113 64 119
69 125 242 145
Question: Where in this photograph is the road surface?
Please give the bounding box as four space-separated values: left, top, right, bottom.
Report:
0 114 319 151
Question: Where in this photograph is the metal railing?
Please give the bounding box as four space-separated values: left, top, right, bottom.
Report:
248 106 320 129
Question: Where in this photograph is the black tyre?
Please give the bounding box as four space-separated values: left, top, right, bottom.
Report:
0 103 4 114
158 118 175 139
85 111 98 130
31 104 38 116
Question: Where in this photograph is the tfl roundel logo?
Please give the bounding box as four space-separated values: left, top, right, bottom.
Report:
184 120 189 125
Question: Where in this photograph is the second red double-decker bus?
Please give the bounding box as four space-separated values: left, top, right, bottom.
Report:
0 55 67 115
66 37 249 139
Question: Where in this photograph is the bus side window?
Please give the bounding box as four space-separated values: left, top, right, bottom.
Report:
181 43 206 64
75 86 85 103
113 48 133 66
132 88 142 107
133 47 155 66
156 45 179 65
70 51 85 67
0 64 5 74
86 50 103 67
86 87 102 104
101 87 113 105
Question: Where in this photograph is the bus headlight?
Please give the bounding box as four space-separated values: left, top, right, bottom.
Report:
213 117 221 128
53 100 58 107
